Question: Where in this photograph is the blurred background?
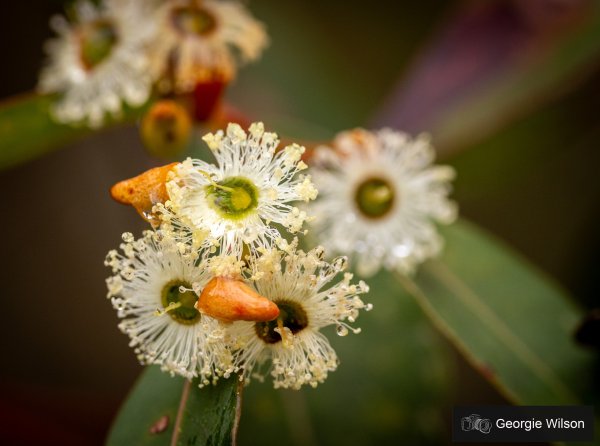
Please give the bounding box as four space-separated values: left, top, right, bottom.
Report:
0 0 599 444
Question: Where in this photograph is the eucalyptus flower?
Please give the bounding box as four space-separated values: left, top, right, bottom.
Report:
149 0 268 92
105 230 234 386
229 240 371 389
38 0 155 127
310 128 457 277
162 122 318 258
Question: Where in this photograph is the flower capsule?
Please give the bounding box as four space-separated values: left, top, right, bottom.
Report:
140 100 192 159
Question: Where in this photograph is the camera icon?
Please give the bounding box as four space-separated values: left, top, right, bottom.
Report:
461 414 492 434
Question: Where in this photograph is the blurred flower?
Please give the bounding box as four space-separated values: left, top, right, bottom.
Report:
38 0 155 127
150 0 268 93
161 122 317 258
105 230 234 385
229 241 371 389
310 129 457 277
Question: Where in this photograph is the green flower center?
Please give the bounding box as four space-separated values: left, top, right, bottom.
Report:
354 177 395 219
79 20 118 70
255 300 308 344
172 6 217 36
206 176 259 220
161 280 201 325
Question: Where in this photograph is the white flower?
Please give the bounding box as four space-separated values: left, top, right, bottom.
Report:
162 122 317 258
229 241 371 389
310 128 457 277
105 230 234 385
38 0 155 127
150 0 268 92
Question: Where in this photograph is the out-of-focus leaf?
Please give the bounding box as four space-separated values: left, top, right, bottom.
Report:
374 1 600 157
398 219 593 405
239 271 456 445
0 94 88 170
228 0 452 136
106 366 240 446
0 93 146 170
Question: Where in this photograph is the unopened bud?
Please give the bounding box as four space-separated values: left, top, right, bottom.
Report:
140 100 192 159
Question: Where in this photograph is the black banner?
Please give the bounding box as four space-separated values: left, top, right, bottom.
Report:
452 406 595 443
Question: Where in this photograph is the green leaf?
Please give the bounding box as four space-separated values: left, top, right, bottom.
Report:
397 219 594 405
0 93 146 170
0 94 87 170
106 366 241 446
228 0 452 136
432 4 600 156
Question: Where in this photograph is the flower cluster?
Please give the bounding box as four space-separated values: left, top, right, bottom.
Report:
39 0 268 127
105 122 370 389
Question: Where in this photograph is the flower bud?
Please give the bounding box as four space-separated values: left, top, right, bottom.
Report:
140 100 192 159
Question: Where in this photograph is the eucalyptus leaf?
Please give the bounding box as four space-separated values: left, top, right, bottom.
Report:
106 366 240 446
0 94 84 170
374 2 600 158
432 3 600 156
398 219 594 405
0 93 146 170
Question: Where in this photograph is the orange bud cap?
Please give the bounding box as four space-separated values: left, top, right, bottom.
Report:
197 276 279 322
110 163 177 224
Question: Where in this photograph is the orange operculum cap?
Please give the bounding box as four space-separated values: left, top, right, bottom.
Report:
197 276 279 322
110 162 178 224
